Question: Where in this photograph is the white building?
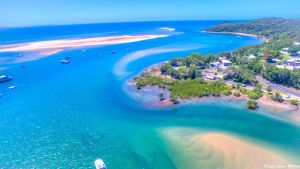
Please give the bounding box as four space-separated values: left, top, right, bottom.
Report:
246 54 256 60
294 42 300 46
287 58 300 66
272 58 282 63
221 59 232 67
275 65 285 69
204 75 216 80
210 62 221 67
280 48 289 55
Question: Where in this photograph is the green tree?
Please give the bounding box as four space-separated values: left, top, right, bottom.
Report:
267 86 272 92
223 90 232 96
289 99 299 106
271 92 284 103
247 100 258 110
233 91 241 97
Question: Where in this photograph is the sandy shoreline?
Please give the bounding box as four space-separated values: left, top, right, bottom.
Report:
0 34 169 52
131 79 300 123
131 63 300 123
203 30 268 42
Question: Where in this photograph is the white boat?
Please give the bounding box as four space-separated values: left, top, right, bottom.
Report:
94 159 107 169
8 85 16 89
159 27 176 31
60 59 70 64
0 75 13 83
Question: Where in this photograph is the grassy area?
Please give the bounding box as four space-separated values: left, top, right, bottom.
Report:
134 74 173 89
134 74 231 100
170 78 230 99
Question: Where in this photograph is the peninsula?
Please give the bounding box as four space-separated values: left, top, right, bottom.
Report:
132 18 300 112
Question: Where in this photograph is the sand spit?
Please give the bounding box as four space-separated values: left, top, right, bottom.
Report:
0 35 169 52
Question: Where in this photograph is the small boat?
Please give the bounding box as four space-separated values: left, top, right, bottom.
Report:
60 59 70 64
111 51 116 54
8 85 16 89
0 75 13 83
94 159 107 169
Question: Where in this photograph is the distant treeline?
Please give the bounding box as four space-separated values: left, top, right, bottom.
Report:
207 18 300 41
207 18 300 89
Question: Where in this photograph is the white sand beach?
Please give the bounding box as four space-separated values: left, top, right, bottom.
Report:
202 30 269 42
202 30 259 38
0 35 169 52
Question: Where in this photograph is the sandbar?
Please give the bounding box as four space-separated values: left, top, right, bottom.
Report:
0 35 169 52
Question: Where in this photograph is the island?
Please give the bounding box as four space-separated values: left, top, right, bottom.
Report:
132 18 300 111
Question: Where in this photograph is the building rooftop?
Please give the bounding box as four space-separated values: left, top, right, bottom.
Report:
221 60 232 64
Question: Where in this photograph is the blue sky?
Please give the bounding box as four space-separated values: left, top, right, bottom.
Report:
1 0 300 27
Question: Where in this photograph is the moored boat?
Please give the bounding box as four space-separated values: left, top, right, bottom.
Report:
8 85 16 89
0 75 13 83
94 159 107 169
60 59 70 64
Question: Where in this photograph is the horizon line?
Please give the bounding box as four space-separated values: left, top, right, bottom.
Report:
0 16 300 29
0 17 293 29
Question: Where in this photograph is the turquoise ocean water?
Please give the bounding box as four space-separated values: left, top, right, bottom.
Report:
0 21 300 168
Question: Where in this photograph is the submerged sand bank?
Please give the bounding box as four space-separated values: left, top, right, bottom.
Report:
161 128 297 169
0 34 169 52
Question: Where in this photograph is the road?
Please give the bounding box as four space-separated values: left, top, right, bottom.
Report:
256 76 300 97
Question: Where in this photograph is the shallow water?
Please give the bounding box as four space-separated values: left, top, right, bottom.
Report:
0 21 299 168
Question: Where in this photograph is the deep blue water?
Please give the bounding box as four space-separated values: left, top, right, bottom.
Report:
0 21 300 168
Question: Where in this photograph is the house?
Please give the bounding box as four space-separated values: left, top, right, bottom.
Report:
215 74 225 79
210 62 221 67
275 65 285 69
287 58 295 65
271 58 282 63
246 54 256 60
221 59 232 67
293 66 300 70
218 56 227 60
204 75 216 80
172 67 180 71
280 48 289 55
287 58 300 66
